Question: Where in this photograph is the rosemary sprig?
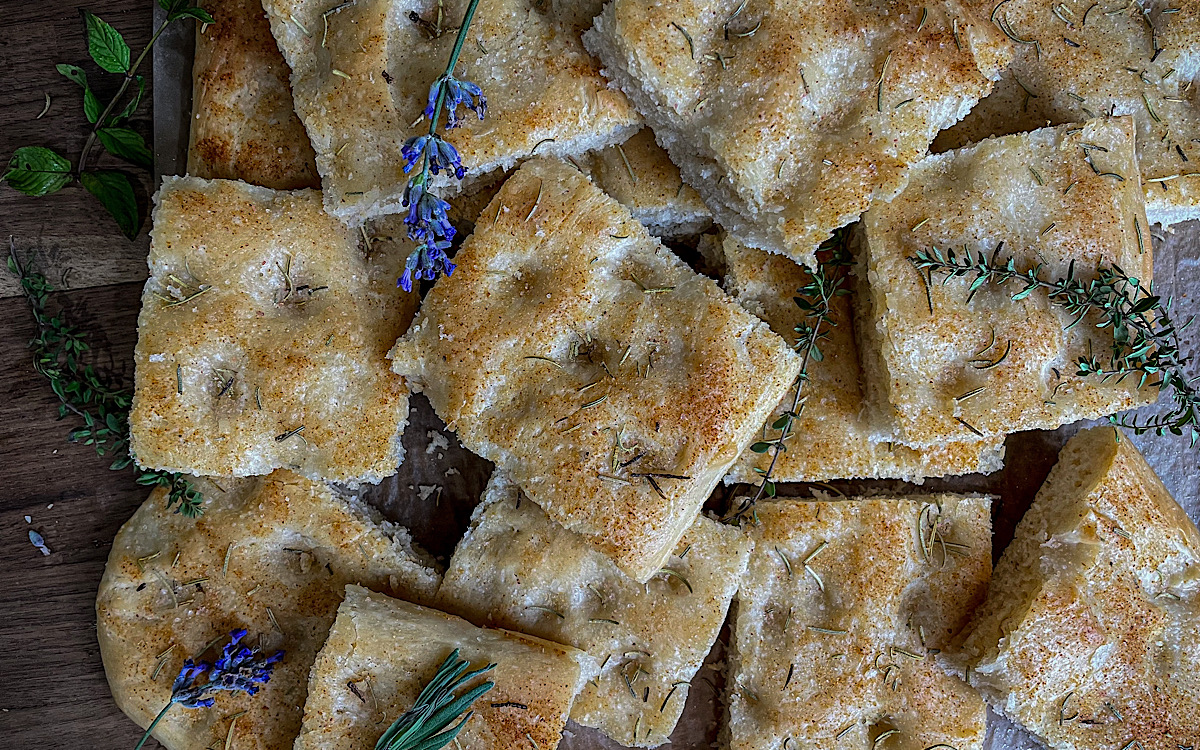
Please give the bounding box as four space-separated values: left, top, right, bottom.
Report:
375 649 496 750
1 2 213 238
8 246 204 516
730 230 853 521
911 244 1199 445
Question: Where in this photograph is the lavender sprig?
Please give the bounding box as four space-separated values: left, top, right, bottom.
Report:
398 0 487 292
133 629 283 750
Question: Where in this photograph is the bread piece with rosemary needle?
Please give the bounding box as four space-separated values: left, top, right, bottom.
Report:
130 177 418 485
944 427 1200 750
583 0 1013 267
260 0 641 225
295 584 588 750
390 157 801 583
583 127 712 238
932 0 1200 227
187 0 320 190
856 117 1157 448
728 494 992 750
96 471 441 750
721 235 1005 483
436 471 750 747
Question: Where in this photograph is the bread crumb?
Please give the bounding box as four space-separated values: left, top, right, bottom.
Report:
425 431 450 455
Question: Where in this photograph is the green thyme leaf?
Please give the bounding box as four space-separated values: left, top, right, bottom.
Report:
80 170 139 238
3 147 72 196
750 441 773 453
96 127 153 168
83 12 131 73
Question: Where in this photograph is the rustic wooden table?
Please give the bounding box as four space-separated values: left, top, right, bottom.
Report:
2 3 1198 750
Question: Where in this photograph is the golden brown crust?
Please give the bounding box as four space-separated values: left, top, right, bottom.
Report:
728 495 992 750
295 585 585 750
187 0 320 190
933 0 1200 226
130 177 418 485
96 473 441 750
947 427 1200 750
858 118 1157 446
436 471 750 747
260 0 641 223
390 158 800 582
722 236 1005 482
584 0 1013 266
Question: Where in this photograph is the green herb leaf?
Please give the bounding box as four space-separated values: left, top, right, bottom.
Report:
56 64 105 124
96 127 153 168
171 5 216 23
80 170 139 238
750 441 772 453
112 75 146 124
83 12 131 73
376 650 495 750
3 146 72 196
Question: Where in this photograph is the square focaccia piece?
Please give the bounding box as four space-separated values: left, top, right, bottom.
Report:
945 427 1200 750
390 158 801 583
856 118 1157 447
261 0 640 224
436 471 750 747
583 0 1013 267
728 495 992 750
187 0 320 189
130 177 418 485
933 0 1200 227
295 584 588 750
722 235 1004 483
584 127 712 238
97 471 441 750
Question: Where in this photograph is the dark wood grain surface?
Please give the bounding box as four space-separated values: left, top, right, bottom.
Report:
2 2 1198 750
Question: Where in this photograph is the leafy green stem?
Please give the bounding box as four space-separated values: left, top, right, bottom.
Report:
418 0 483 187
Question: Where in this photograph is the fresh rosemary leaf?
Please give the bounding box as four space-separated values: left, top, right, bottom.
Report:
96 127 153 168
376 649 496 750
83 12 131 74
81 170 140 239
3 147 72 197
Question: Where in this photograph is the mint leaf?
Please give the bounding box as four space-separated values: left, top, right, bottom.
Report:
81 171 140 238
170 6 215 23
55 63 103 123
3 147 72 197
83 12 130 74
96 128 153 169
112 75 146 124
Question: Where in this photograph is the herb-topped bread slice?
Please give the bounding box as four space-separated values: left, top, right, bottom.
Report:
295 584 588 750
130 177 417 485
933 0 1200 227
390 158 801 583
96 472 441 750
728 494 992 750
187 0 320 189
583 0 1012 267
721 235 1005 483
856 117 1157 447
436 471 750 747
260 0 641 224
944 427 1200 750
583 128 712 238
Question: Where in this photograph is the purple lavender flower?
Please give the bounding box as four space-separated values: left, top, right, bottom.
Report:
135 630 283 749
424 75 487 129
400 237 456 292
403 179 455 243
401 135 465 179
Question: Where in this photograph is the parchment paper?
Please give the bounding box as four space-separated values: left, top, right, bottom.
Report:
153 19 1199 750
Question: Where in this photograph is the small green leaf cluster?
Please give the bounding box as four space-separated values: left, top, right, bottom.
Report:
2 3 214 238
911 243 1199 447
376 649 496 750
8 249 204 517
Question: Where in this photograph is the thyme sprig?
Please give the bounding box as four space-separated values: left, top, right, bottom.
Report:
911 244 1199 445
8 245 204 516
375 649 496 750
1 2 213 238
729 230 853 522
